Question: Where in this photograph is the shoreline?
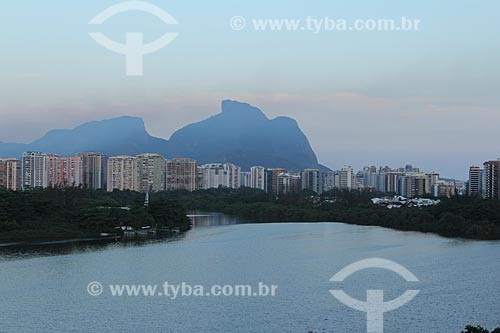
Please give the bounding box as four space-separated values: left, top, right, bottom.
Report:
238 220 499 241
0 235 121 248
2 218 498 247
233 218 500 241
1 188 499 245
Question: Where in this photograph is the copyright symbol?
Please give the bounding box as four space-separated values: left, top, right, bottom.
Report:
230 16 246 30
87 281 103 296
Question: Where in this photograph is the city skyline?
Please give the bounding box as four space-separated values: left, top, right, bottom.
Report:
5 149 483 199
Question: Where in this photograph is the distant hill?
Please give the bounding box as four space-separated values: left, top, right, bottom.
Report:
0 100 325 171
0 116 167 158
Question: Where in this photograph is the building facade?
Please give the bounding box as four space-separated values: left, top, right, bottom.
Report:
51 156 83 187
22 152 55 189
433 181 456 198
166 158 197 191
398 174 430 197
240 171 251 187
301 169 323 194
322 171 338 192
224 163 241 189
275 172 301 195
468 166 483 197
22 152 89 189
197 163 240 190
250 166 266 190
198 163 225 189
77 152 105 190
107 156 138 192
264 168 287 194
137 153 166 192
484 160 500 199
340 166 353 190
0 158 21 190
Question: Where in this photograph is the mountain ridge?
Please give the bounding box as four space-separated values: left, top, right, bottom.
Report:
0 100 326 171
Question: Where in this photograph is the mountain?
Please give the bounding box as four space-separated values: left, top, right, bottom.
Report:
166 100 320 170
0 116 168 158
0 100 324 171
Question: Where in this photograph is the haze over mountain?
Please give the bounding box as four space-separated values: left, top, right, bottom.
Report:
0 100 324 171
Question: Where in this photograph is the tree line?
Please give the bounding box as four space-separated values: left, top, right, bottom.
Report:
158 187 500 240
1 187 499 242
0 187 190 242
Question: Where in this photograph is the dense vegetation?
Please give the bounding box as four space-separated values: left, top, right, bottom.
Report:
461 326 500 333
1 187 499 242
0 188 190 242
160 187 500 240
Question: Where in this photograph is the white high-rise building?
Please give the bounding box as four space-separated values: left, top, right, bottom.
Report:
198 163 225 189
301 169 323 194
22 152 57 189
224 163 241 189
340 166 353 190
250 166 266 190
107 156 138 192
277 172 301 195
22 152 88 189
277 172 292 195
240 171 251 187
198 163 241 189
137 153 166 193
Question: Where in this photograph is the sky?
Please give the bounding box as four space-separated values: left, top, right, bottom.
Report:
0 0 499 179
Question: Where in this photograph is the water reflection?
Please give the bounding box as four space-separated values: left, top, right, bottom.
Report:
0 235 189 262
188 212 242 227
0 213 239 261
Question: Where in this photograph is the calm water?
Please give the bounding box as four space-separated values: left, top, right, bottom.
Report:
1 214 499 332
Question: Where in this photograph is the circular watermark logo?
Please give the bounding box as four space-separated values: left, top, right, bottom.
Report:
89 1 179 76
329 258 419 333
87 281 103 296
230 16 246 30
